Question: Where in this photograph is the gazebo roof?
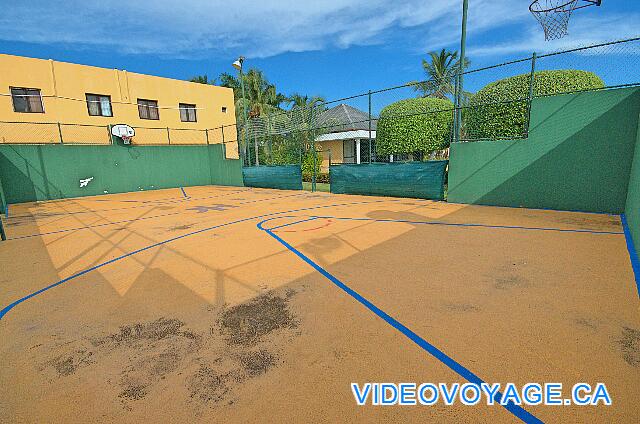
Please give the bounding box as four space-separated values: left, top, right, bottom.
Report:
316 104 376 133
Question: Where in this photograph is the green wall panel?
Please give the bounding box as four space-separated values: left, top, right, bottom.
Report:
242 165 302 190
0 143 243 205
330 161 448 200
625 115 640 257
448 87 640 214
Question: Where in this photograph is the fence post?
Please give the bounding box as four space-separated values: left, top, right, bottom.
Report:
452 72 460 144
527 52 537 136
166 127 171 145
310 106 316 192
368 90 372 163
205 128 209 145
57 122 64 144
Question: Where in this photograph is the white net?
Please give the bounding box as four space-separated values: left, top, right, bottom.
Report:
530 0 580 40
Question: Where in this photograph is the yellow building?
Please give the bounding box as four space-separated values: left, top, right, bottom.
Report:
0 54 239 158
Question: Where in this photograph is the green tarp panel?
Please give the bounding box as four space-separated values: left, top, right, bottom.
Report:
330 161 448 200
242 165 303 190
0 143 243 205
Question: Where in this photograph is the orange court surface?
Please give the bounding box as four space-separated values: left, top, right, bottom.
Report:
0 185 639 423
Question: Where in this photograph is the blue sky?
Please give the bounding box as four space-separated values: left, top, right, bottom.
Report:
0 0 638 105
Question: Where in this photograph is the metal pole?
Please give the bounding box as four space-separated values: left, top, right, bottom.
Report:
452 73 460 143
57 122 63 144
527 52 537 136
310 107 316 192
0 216 5 241
456 0 469 143
167 127 171 145
368 90 372 163
239 67 250 166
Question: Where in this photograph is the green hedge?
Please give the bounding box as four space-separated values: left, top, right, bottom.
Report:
376 97 453 155
302 172 330 183
465 70 604 140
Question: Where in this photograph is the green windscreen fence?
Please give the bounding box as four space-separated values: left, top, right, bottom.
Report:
330 161 448 200
242 165 303 190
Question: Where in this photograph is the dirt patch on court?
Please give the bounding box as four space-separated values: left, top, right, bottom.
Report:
35 292 298 410
48 348 95 377
617 326 640 367
219 294 298 346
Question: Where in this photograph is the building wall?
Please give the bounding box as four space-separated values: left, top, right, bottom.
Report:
0 54 238 157
318 140 344 172
448 87 640 214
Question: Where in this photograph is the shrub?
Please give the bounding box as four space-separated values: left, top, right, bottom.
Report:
465 69 604 140
302 172 330 183
376 97 454 156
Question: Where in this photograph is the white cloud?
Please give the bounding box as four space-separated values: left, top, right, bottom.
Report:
0 0 534 58
0 1 636 60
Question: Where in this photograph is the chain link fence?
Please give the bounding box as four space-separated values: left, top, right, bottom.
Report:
236 36 639 173
0 120 240 159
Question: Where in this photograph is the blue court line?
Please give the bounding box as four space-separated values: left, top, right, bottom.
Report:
621 214 640 297
7 211 183 241
302 215 623 235
180 187 188 198
257 217 541 423
6 189 251 220
0 198 391 321
7 192 311 240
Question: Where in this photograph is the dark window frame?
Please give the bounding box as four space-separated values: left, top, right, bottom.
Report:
179 103 197 122
221 106 227 113
10 87 45 113
85 93 113 117
137 98 160 120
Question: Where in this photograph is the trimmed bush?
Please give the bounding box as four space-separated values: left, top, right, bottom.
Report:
465 70 604 140
302 172 330 183
376 97 454 155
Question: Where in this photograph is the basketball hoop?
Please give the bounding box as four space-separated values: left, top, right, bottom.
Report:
530 0 601 41
111 124 135 145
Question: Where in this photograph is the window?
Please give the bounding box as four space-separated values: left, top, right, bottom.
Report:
221 106 227 113
179 103 197 122
86 94 112 117
11 87 44 113
137 99 159 120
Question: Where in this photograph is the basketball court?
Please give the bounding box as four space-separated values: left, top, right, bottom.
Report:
0 185 638 423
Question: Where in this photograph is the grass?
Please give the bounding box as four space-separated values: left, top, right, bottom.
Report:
302 182 330 192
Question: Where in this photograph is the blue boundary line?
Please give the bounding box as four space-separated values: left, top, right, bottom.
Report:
257 217 541 423
621 214 640 297
180 187 188 198
0 198 391 320
7 192 309 239
304 215 623 235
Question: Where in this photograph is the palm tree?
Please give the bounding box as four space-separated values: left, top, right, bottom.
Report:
410 49 470 99
286 93 326 110
189 74 213 84
218 69 286 165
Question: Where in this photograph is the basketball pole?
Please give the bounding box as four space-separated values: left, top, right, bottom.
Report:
455 0 468 143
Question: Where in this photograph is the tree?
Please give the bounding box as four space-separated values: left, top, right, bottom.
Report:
189 74 214 84
410 49 470 100
218 69 286 165
286 93 326 110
